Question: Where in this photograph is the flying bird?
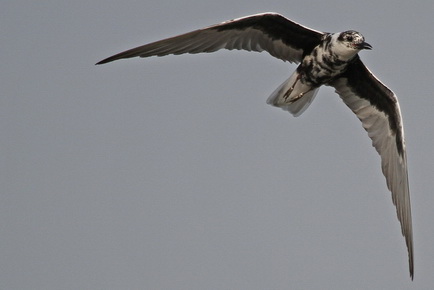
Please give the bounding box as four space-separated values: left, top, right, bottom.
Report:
97 12 413 279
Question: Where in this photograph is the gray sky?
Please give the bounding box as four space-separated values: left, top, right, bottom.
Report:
2 1 434 289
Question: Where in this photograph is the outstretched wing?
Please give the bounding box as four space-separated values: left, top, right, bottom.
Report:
331 57 414 279
96 12 323 65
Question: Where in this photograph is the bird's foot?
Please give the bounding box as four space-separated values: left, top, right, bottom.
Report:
283 86 295 101
283 74 302 102
286 92 306 104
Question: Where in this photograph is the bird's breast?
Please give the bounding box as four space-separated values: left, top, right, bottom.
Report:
299 46 348 86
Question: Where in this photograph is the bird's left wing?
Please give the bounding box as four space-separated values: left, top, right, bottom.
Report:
330 57 414 279
96 13 323 65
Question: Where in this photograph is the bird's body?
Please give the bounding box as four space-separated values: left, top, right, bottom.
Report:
266 31 372 115
97 12 413 279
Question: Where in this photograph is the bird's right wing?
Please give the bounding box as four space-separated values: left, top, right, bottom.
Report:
331 58 414 279
96 12 323 65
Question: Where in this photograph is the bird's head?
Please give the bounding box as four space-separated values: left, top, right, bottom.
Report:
331 30 372 60
338 30 372 50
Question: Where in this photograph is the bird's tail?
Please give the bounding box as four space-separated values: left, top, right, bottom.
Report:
266 71 319 117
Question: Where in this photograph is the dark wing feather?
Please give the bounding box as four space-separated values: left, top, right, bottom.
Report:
96 13 323 65
331 58 414 279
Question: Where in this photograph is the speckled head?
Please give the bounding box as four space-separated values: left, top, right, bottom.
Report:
338 30 372 50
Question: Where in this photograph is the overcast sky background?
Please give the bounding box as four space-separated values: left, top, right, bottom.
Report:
2 1 434 289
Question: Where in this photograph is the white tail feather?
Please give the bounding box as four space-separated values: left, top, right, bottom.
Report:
266 71 319 117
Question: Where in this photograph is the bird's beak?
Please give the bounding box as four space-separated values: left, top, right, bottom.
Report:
359 42 372 50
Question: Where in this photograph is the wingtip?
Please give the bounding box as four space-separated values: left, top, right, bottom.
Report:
95 58 109 65
408 252 414 281
410 262 414 281
96 54 121 65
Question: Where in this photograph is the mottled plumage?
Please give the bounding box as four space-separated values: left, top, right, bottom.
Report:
97 12 413 279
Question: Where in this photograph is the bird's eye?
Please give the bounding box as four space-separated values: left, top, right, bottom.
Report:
346 35 353 42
